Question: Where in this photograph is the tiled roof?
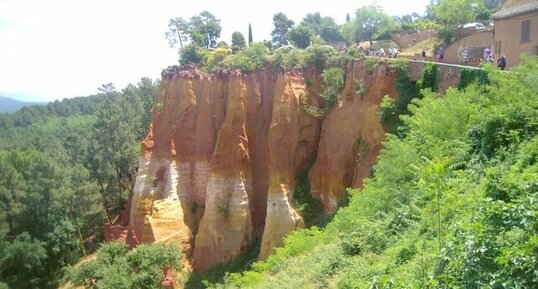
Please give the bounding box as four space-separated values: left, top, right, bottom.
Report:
492 1 538 20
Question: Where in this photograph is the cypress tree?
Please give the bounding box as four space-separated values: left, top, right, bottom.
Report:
248 23 253 45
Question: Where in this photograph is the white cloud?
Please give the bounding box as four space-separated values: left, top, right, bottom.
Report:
0 0 428 101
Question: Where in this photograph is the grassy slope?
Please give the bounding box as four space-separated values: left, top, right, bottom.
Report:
208 58 538 288
400 38 443 59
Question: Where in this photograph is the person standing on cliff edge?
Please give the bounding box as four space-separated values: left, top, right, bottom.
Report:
422 48 426 61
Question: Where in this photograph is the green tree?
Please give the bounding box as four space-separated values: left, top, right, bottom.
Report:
301 13 322 34
344 5 394 45
0 233 48 288
248 23 253 45
189 11 222 48
92 84 140 224
165 17 189 48
428 0 487 27
179 43 206 65
271 12 295 47
287 25 313 49
319 17 344 44
301 13 343 44
0 155 24 236
231 31 247 53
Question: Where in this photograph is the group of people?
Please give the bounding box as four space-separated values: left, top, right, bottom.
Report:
484 46 507 70
358 46 400 58
420 46 507 70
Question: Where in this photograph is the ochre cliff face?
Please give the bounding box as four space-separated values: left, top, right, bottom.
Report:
127 68 322 271
126 59 399 271
310 61 399 213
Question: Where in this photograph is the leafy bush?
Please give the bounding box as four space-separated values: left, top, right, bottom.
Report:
365 57 380 72
302 45 338 71
292 166 323 227
180 43 207 65
458 67 489 89
225 43 268 72
378 95 396 124
271 45 304 70
66 242 182 289
417 62 438 92
321 67 345 109
287 25 313 49
206 47 230 70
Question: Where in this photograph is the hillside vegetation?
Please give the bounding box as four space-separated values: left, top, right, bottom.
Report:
0 97 45 114
0 79 160 289
207 57 538 288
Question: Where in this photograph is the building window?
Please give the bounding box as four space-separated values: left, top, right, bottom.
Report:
521 20 531 42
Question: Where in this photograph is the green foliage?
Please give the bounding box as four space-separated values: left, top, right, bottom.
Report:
231 31 246 53
206 48 230 70
378 95 396 125
365 57 380 72
271 46 304 70
428 0 487 28
287 25 313 49
381 59 420 135
0 78 156 288
165 17 189 48
321 67 345 109
215 56 538 289
224 43 268 72
188 11 222 48
166 11 222 49
180 43 207 65
66 242 182 289
355 80 367 97
344 5 395 43
248 23 253 45
300 13 343 44
302 44 339 71
0 233 47 288
418 62 438 92
271 13 295 47
458 67 489 89
292 166 324 227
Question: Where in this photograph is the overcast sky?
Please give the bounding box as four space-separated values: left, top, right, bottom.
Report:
0 0 429 102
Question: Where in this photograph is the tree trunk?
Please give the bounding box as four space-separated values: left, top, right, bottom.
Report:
99 181 113 224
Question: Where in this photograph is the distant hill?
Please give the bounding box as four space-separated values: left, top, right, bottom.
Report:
0 96 46 113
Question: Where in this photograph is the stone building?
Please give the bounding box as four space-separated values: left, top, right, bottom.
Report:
492 0 538 68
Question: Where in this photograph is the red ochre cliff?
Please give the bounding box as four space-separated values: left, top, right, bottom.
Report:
121 59 399 271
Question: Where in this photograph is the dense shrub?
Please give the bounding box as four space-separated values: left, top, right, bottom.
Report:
224 43 268 72
271 45 304 70
180 43 207 65
302 45 339 71
66 242 182 289
321 67 345 109
417 62 438 92
205 47 230 70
